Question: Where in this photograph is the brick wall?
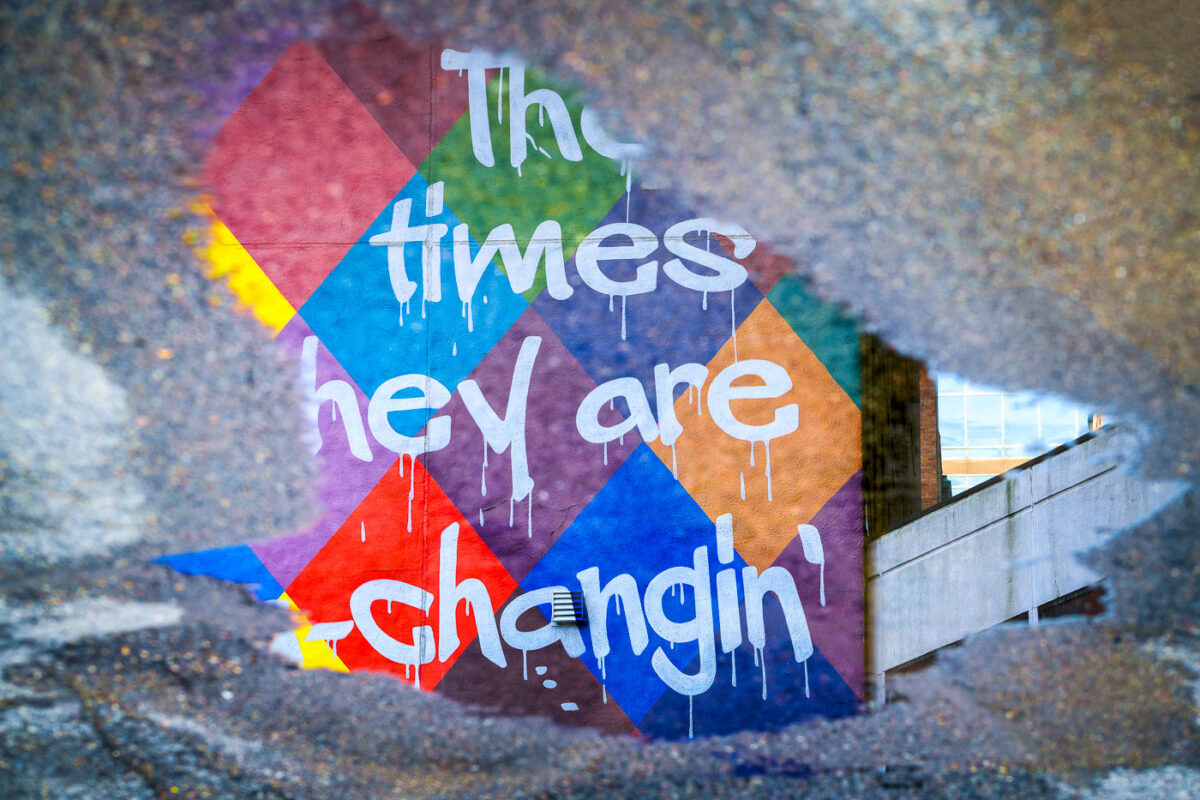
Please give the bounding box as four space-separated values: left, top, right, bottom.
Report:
918 367 943 509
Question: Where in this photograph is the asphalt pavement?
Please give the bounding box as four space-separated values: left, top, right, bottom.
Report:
2 1 1198 798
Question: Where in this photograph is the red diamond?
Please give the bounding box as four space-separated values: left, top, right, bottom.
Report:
206 41 416 309
287 458 518 690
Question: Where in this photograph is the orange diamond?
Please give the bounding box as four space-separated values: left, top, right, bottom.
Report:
648 300 861 570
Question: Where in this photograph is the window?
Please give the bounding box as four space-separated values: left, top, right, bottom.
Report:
937 374 1094 495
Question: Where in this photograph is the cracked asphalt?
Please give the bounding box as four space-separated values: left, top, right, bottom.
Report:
2 1 1199 797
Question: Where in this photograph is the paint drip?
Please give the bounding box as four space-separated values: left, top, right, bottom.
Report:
477 441 487 496
730 289 738 361
407 453 415 532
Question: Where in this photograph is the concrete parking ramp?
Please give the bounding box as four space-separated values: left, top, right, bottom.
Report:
867 426 1185 691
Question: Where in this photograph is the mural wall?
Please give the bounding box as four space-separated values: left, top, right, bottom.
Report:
166 13 865 739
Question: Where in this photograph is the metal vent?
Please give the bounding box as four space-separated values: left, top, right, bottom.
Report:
551 590 587 625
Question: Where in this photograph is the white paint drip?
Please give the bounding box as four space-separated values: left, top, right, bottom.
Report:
689 694 694 740
479 508 485 528
702 290 708 311
483 294 488 304
481 440 489 496
731 648 737 687
804 659 810 698
740 472 746 501
620 295 628 340
526 132 552 160
360 520 366 543
452 341 457 356
608 293 614 313
758 648 767 701
527 490 533 538
497 68 504 124
671 443 678 478
731 289 739 362
603 440 608 466
407 453 415 532
749 440 756 467
796 524 827 607
509 494 515 527
522 649 528 680
599 655 607 704
615 593 623 617
330 401 337 422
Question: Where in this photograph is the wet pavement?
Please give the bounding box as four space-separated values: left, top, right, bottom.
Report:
2 1 1199 797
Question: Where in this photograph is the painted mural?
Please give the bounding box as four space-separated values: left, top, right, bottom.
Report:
165 13 865 739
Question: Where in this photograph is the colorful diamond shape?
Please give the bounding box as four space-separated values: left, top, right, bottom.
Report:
768 274 862 407
768 471 865 699
286 458 517 690
533 184 765 394
521 445 747 724
420 66 629 300
636 603 858 739
420 307 640 582
315 5 471 165
646 299 862 571
298 172 528 419
437 593 636 733
206 41 417 309
250 316 397 588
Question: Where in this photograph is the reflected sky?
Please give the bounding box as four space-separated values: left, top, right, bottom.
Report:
937 374 1095 494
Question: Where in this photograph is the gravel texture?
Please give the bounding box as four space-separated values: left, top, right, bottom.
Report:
1 1 1198 798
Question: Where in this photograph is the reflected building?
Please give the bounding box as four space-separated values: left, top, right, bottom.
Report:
936 375 1099 495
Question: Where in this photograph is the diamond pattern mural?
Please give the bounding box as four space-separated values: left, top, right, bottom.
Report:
177 21 866 738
